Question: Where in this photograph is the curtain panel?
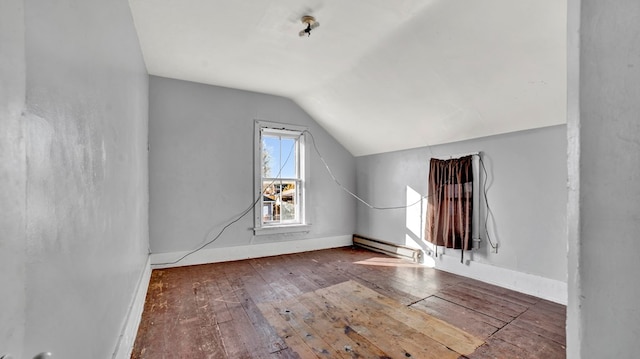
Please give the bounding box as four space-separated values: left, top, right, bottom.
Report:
426 155 473 261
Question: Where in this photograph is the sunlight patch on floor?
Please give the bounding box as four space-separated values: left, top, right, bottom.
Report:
354 256 426 268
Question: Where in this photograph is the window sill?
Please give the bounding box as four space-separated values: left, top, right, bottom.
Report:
253 224 311 236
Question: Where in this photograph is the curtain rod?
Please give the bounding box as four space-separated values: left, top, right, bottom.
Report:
432 151 480 160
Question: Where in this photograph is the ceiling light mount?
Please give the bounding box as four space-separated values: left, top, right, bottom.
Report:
299 15 319 37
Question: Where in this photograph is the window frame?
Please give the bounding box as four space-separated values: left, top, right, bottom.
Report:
253 120 310 235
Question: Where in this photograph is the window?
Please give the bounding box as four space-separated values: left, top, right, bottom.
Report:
254 121 308 234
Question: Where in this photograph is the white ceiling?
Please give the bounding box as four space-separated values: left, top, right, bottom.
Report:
129 0 566 156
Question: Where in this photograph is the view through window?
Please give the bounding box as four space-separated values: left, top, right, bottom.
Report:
260 127 304 226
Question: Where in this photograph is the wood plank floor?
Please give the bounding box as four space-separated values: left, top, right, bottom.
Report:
258 280 485 358
131 247 566 358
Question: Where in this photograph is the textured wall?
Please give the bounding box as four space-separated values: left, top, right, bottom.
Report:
0 0 149 357
149 76 356 255
0 0 27 358
567 0 640 357
356 125 568 282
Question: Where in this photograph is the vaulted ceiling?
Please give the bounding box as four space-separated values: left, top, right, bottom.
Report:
128 0 566 156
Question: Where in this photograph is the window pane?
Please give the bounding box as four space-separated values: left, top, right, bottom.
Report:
262 137 277 178
261 181 276 223
262 135 297 179
280 138 296 178
280 180 297 221
262 179 297 223
259 126 304 227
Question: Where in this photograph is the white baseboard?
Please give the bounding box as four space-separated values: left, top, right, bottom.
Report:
112 256 152 359
149 236 566 304
431 253 567 305
151 235 353 269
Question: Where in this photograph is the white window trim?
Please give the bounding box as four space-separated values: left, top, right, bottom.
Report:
253 120 310 235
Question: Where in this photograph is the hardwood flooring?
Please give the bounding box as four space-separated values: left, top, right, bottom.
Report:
131 247 566 358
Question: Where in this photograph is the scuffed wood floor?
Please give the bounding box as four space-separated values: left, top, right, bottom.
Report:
257 280 484 358
131 247 566 358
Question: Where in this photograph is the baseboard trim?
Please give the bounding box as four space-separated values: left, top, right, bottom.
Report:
112 256 152 359
433 253 567 305
151 235 353 269
149 236 566 303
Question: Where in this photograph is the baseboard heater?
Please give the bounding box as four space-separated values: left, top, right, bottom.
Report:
352 234 423 263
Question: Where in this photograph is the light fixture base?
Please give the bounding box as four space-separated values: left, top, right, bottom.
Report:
298 15 320 37
301 15 316 25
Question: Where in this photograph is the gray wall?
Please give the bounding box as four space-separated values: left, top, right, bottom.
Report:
0 0 149 357
567 0 640 357
356 125 567 282
0 1 27 358
149 76 356 254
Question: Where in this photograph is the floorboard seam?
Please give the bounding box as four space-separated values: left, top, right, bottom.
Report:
131 248 566 359
406 295 434 307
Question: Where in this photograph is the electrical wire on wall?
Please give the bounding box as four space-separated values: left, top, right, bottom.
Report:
479 156 498 252
410 151 498 256
154 129 435 266
154 129 499 266
316 138 499 253
153 131 299 266
303 130 426 210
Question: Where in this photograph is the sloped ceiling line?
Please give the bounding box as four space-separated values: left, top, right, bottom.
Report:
129 0 566 156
